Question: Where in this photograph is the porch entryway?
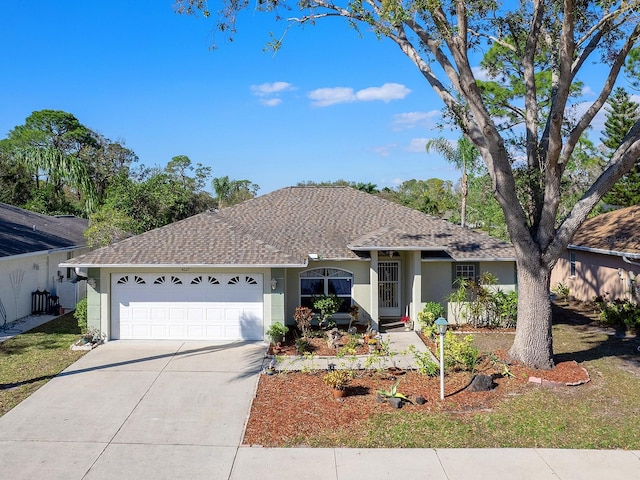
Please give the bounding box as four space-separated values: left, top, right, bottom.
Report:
378 261 402 331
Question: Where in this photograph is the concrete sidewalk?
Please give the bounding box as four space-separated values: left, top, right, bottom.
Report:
230 447 640 479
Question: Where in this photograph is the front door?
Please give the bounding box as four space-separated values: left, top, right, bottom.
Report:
378 261 401 317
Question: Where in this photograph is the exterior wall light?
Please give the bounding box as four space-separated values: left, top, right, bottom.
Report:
435 316 449 400
270 278 278 290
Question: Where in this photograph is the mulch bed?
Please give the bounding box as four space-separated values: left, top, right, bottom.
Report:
268 330 371 357
245 338 590 446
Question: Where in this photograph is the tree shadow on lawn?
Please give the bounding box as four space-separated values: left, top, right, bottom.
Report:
552 303 640 367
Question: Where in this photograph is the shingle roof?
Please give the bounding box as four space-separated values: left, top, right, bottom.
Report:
570 205 640 255
64 186 515 267
0 203 88 258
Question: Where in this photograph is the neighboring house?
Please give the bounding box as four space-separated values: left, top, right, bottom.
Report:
61 186 516 342
551 205 640 304
0 203 89 323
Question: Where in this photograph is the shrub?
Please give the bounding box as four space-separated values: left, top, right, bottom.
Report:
74 297 88 332
417 301 445 333
409 346 440 376
322 369 354 390
338 334 361 356
596 298 640 332
493 290 518 328
294 336 312 354
293 306 313 337
313 294 343 329
266 322 289 344
448 272 518 328
552 282 570 299
437 331 480 372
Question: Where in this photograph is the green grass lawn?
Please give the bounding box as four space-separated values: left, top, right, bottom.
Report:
0 313 87 416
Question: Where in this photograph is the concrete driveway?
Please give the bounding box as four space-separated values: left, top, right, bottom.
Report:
0 340 266 480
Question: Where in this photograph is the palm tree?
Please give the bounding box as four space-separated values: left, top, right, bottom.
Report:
15 146 97 214
212 176 231 209
425 137 479 228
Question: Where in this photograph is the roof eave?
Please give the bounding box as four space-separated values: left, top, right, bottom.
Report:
1 245 86 262
348 245 445 251
58 261 309 269
568 244 640 259
421 256 516 262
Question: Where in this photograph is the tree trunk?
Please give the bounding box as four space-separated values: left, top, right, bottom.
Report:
460 170 468 228
508 260 554 370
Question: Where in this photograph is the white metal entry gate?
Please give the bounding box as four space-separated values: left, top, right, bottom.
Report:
378 261 401 317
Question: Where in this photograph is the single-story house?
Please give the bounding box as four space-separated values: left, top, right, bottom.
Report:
551 204 640 304
61 186 517 342
0 203 89 323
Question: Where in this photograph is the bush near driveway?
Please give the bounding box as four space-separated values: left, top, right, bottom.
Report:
0 313 87 417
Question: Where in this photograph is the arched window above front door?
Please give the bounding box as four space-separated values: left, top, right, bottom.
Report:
300 268 353 313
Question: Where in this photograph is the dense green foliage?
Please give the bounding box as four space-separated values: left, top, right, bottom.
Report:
212 175 259 208
601 88 640 207
0 110 263 244
595 297 640 332
73 297 88 332
448 274 518 328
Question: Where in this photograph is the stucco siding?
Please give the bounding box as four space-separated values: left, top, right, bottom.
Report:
479 261 517 292
421 262 452 307
552 249 639 303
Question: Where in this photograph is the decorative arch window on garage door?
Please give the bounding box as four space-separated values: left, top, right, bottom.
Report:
116 275 146 285
300 268 352 313
114 274 260 288
228 275 258 285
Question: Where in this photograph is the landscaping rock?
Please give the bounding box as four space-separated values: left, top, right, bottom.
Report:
415 395 427 405
468 374 496 392
388 397 403 409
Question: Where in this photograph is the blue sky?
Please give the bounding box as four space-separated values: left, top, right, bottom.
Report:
0 2 613 196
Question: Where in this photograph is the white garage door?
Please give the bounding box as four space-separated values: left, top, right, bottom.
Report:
111 273 264 340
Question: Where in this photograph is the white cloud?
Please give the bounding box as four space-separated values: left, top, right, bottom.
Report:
370 144 398 157
250 81 293 106
571 100 608 138
308 87 356 107
392 110 440 130
260 98 282 107
471 66 492 81
250 82 293 96
355 83 411 102
406 137 429 153
581 85 596 96
308 83 411 107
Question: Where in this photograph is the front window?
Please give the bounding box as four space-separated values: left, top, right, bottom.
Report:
569 251 576 277
455 264 476 282
300 268 353 313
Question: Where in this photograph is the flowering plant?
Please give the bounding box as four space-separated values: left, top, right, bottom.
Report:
401 316 411 323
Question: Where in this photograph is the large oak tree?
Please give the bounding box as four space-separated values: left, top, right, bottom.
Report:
177 0 640 369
